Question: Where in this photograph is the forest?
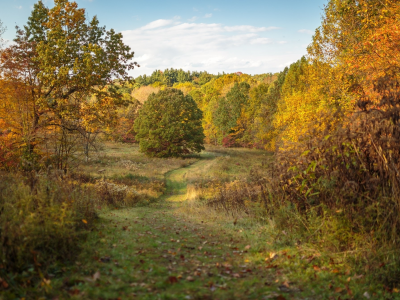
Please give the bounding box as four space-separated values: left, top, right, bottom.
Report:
1 0 400 299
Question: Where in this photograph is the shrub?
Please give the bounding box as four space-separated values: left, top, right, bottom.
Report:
0 173 99 279
222 135 238 148
95 179 141 206
266 71 400 285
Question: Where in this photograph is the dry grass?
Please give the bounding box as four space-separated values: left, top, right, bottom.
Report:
180 145 272 222
75 141 199 201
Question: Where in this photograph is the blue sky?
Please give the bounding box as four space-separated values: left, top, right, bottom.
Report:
0 0 328 76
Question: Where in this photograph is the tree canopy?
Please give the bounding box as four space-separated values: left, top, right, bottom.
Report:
134 89 205 157
0 0 137 170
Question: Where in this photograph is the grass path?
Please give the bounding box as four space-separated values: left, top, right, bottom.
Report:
57 153 374 300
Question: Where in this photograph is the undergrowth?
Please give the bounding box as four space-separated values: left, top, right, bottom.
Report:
0 172 100 296
183 122 400 291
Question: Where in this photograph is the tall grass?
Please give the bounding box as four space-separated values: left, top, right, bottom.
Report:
0 172 102 295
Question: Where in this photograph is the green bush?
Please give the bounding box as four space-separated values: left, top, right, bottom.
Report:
134 88 205 157
0 173 99 274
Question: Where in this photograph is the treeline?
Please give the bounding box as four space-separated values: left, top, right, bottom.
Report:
110 70 279 145
113 61 301 150
134 69 276 88
124 55 346 152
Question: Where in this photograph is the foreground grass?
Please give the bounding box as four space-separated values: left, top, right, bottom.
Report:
28 149 390 300
3 146 397 299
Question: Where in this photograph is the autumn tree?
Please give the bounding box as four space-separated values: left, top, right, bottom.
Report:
239 82 270 147
0 0 137 170
134 89 205 157
213 82 250 144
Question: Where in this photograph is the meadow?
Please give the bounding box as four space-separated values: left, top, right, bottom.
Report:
1 0 400 299
1 142 397 299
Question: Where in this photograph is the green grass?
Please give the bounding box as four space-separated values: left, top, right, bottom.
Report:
6 145 398 299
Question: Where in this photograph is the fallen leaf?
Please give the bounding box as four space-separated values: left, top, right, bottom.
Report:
334 287 343 293
2 280 9 289
244 245 251 250
313 265 321 271
278 285 291 293
264 293 284 299
93 271 100 282
346 285 353 296
43 278 51 286
167 276 178 284
82 219 87 224
363 292 371 299
69 289 80 295
100 256 110 263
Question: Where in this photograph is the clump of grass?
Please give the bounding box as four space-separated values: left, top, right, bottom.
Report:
95 179 143 206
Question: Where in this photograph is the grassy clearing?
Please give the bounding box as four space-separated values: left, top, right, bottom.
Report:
178 147 394 299
76 142 199 202
2 145 398 299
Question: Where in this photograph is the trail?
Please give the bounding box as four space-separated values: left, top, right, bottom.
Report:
58 153 292 299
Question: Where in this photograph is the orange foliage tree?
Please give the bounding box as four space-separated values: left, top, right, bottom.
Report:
0 0 138 170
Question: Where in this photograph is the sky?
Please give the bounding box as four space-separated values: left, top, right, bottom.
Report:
0 0 328 76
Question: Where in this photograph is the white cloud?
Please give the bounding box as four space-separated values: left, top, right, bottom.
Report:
140 19 176 30
250 38 272 45
17 5 23 9
188 16 198 22
204 13 212 18
122 19 302 75
298 29 313 35
224 25 279 33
